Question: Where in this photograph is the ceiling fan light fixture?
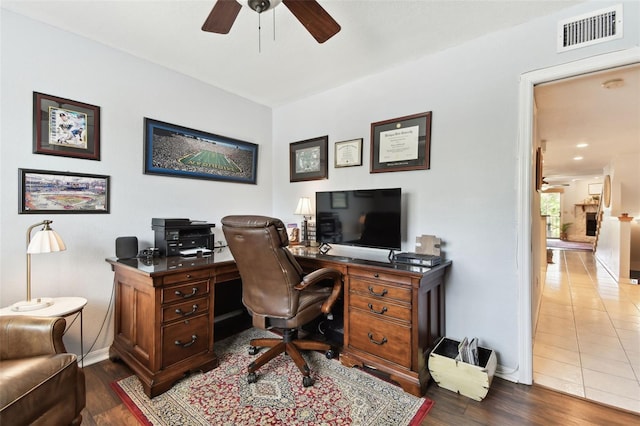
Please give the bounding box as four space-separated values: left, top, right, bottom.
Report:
247 0 281 13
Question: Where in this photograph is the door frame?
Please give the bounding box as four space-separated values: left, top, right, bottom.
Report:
516 47 640 384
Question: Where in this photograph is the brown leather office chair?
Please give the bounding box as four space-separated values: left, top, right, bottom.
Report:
221 215 342 387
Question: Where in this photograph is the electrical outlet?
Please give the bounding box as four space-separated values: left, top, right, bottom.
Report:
631 278 639 285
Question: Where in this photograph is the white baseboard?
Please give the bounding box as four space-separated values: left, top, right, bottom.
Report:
80 347 110 367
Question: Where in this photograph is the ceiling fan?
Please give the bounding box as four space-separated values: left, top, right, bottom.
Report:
202 0 341 44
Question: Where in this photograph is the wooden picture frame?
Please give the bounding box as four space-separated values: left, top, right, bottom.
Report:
144 118 258 184
19 168 110 214
33 92 101 160
603 175 611 208
536 147 544 192
370 112 431 173
289 136 328 182
335 138 363 168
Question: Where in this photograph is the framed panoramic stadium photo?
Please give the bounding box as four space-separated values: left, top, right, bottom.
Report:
143 118 258 184
19 169 110 214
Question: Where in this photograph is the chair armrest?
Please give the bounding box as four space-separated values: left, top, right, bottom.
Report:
295 268 343 314
0 316 67 360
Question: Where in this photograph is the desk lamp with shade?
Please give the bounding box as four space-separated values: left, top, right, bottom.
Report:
11 220 66 312
294 197 313 247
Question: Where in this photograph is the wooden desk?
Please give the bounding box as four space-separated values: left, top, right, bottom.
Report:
107 247 449 398
106 250 242 397
291 246 450 397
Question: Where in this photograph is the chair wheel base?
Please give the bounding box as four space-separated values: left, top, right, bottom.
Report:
248 346 259 355
247 372 258 384
325 349 335 359
302 376 314 387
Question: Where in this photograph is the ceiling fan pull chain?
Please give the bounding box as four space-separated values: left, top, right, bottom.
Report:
258 12 262 53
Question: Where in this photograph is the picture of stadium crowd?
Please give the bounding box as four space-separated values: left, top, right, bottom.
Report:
150 128 256 183
24 172 107 211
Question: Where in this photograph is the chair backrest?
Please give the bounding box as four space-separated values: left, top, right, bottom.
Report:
221 215 305 319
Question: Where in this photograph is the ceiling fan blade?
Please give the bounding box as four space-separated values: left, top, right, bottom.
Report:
283 0 341 43
202 0 242 34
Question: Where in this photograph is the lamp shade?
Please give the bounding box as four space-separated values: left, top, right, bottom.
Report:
27 223 66 254
294 197 313 216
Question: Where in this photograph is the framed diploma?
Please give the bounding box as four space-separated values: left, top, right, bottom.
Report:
289 135 328 182
370 112 432 173
334 138 363 168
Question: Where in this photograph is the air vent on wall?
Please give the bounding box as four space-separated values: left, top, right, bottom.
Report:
557 4 623 52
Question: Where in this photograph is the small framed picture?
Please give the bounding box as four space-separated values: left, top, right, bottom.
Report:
289 136 328 182
33 92 101 160
19 168 110 214
370 112 431 173
334 138 363 168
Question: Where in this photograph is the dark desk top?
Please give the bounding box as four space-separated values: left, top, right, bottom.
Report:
289 246 451 275
107 246 450 277
106 247 234 275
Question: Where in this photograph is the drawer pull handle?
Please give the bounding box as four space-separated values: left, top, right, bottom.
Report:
185 274 192 279
373 273 379 278
175 304 198 316
367 303 387 315
174 335 197 348
367 333 387 346
175 287 198 298
367 286 387 297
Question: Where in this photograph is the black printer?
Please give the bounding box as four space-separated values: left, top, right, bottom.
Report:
152 218 215 257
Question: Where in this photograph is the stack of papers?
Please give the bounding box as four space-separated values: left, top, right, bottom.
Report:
179 247 212 256
455 337 480 366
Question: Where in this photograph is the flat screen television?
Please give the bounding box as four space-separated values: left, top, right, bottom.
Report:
315 188 401 251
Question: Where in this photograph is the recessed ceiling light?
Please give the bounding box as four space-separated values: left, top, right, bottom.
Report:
573 156 583 160
602 78 624 89
576 143 589 148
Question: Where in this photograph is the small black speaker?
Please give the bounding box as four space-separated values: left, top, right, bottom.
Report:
115 236 138 259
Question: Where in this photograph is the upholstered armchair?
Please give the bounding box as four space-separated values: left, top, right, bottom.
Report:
222 215 343 387
0 316 85 426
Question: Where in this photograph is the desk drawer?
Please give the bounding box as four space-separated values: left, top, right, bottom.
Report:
162 296 209 323
350 294 411 323
348 309 411 368
349 267 412 285
350 278 411 303
162 269 210 285
162 280 209 304
162 315 209 368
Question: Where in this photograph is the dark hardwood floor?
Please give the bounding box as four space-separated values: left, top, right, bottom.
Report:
81 357 639 425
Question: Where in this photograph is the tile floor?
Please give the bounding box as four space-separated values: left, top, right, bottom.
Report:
534 249 640 414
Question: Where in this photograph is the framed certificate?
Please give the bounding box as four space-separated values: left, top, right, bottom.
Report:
334 138 363 168
370 112 432 173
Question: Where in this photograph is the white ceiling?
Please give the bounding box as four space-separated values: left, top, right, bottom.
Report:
2 0 583 107
3 0 636 183
535 64 640 186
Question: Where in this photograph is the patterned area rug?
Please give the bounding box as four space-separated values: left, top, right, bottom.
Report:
112 328 433 425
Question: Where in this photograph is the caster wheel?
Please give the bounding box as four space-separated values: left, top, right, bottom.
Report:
325 349 335 360
302 376 314 387
247 372 258 384
248 346 258 355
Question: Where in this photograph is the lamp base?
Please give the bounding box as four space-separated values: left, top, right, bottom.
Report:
11 297 54 312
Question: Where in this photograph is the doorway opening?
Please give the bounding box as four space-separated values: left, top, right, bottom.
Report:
540 192 561 239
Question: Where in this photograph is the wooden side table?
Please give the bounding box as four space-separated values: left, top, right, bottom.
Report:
0 297 88 366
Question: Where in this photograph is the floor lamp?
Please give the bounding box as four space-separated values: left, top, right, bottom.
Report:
12 220 66 312
294 197 313 247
